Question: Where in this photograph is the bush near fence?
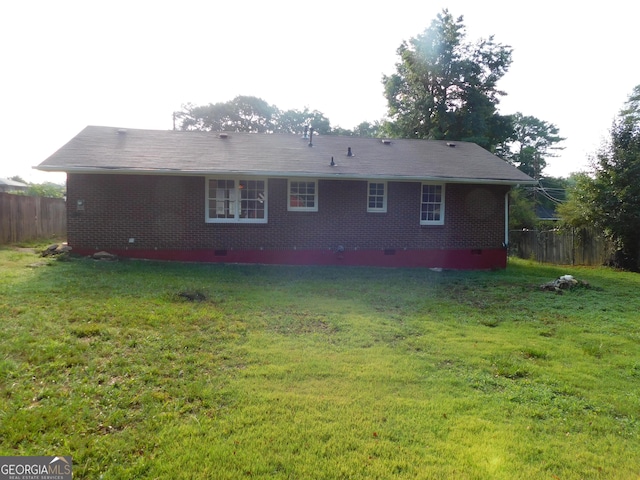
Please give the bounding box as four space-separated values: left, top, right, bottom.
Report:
509 228 613 266
0 192 66 244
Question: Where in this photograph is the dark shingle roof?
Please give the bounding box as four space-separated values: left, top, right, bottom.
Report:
37 126 535 184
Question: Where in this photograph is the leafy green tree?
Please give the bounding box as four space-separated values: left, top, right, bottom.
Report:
556 173 595 228
558 85 640 270
352 121 382 137
329 126 354 136
277 107 331 135
501 114 565 230
26 182 65 198
508 176 568 230
330 121 383 137
502 113 565 179
509 176 570 230
176 97 332 135
509 186 538 230
176 96 279 133
620 84 640 122
7 175 65 198
381 9 513 151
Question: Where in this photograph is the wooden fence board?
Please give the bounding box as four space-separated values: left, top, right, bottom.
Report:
509 228 612 266
0 193 66 244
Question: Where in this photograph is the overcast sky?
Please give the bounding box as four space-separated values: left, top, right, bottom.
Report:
1 0 638 184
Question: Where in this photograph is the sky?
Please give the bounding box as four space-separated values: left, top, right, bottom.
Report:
1 0 638 185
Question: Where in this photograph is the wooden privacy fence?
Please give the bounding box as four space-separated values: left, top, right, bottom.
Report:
0 193 66 244
509 228 612 266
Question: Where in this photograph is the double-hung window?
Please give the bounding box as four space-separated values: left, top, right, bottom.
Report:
288 179 318 211
367 181 387 213
206 178 267 223
420 183 445 225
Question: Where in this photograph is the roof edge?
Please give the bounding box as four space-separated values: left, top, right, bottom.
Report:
36 165 536 185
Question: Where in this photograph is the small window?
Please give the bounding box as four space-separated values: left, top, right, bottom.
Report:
288 180 318 211
206 177 267 223
367 181 387 212
420 183 445 225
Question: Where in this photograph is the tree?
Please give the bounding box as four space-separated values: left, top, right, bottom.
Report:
277 107 331 135
9 175 27 184
502 113 565 179
176 96 279 133
536 176 569 216
175 97 332 135
8 180 65 198
7 175 65 198
26 182 65 198
352 121 382 137
381 9 513 151
509 186 538 230
330 121 384 138
556 173 595 229
508 176 569 230
499 113 565 230
558 85 640 270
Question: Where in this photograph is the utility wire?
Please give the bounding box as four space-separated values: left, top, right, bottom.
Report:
534 186 565 204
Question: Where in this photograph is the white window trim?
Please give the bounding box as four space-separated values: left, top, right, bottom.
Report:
205 176 268 224
420 182 445 225
367 181 387 213
288 179 318 212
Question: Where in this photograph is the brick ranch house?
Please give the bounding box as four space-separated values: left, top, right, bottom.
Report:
36 126 534 269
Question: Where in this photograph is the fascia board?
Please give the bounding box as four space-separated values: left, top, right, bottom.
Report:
35 166 536 186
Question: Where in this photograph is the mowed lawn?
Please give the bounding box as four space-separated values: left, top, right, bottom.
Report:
0 246 638 479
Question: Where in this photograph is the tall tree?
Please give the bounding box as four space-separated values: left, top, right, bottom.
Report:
332 121 384 138
558 85 640 270
352 121 382 137
502 113 565 179
176 96 279 133
501 113 565 230
175 97 332 135
382 9 513 150
277 107 331 135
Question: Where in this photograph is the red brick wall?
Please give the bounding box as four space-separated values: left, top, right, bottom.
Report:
67 174 509 252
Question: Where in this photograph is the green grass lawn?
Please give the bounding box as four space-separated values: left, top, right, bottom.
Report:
0 246 638 479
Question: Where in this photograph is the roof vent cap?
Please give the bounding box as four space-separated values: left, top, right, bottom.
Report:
219 133 229 139
446 142 456 147
117 128 127 134
381 139 392 145
308 127 314 147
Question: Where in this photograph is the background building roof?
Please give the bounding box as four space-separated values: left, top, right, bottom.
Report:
0 177 28 191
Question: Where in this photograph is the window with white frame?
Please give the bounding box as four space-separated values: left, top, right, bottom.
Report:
288 179 318 211
367 181 387 212
206 178 267 223
420 183 445 225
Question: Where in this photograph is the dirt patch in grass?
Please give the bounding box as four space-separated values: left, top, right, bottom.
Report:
176 290 207 302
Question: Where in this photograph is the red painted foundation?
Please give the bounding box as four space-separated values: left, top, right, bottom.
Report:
72 247 508 270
